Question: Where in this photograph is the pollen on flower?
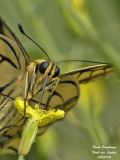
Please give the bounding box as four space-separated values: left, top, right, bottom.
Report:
14 97 65 127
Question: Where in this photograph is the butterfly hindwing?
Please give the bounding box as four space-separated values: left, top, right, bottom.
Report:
34 63 113 113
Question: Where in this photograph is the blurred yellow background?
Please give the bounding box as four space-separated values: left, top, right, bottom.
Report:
0 0 120 160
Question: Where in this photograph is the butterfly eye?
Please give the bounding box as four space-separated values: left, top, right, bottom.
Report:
52 66 60 78
38 62 49 74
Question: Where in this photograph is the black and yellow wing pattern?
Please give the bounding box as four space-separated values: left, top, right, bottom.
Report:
0 17 29 154
0 17 114 154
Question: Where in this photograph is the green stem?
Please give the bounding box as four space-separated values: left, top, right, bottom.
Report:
18 155 25 160
18 118 38 156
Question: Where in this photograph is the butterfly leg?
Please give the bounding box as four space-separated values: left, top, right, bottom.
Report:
38 76 48 108
45 77 60 109
29 65 37 99
24 70 30 117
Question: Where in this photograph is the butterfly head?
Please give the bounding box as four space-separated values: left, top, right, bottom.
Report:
36 61 60 78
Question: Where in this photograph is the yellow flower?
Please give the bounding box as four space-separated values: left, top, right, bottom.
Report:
73 0 85 10
14 97 65 127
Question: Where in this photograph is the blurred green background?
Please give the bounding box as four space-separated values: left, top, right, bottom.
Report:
0 0 120 160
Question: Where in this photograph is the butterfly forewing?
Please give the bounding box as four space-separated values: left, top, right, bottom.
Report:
62 64 113 84
0 18 29 98
0 17 29 64
0 18 30 152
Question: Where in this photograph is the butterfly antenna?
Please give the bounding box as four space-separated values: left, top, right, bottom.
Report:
18 24 50 61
